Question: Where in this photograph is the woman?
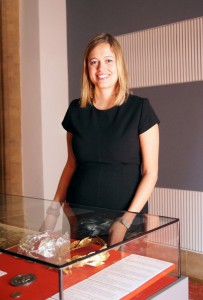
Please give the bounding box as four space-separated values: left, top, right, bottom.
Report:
53 33 159 243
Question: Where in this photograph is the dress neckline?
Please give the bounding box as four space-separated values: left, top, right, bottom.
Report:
92 96 130 112
92 103 118 112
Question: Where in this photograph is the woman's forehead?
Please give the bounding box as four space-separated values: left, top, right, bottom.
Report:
88 43 115 59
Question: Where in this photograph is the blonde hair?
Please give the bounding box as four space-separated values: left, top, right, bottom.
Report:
81 33 129 108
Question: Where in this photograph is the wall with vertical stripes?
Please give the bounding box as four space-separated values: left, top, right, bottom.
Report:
117 17 203 88
149 188 203 252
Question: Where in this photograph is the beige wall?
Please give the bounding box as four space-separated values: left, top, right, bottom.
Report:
1 0 22 195
20 0 68 199
1 0 68 199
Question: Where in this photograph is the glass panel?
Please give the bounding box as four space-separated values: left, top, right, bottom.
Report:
0 194 179 267
0 194 180 299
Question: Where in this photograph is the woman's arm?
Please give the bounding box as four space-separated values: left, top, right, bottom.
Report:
123 123 159 223
40 133 76 231
109 124 159 243
54 132 77 202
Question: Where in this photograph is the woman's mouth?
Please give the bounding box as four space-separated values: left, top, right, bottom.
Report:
97 74 109 79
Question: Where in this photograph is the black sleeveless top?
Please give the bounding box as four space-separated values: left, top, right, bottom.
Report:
62 94 159 212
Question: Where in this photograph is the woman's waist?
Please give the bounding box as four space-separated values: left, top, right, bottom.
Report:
75 161 141 176
77 160 141 168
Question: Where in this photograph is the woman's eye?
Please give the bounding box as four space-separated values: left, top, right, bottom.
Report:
90 60 97 65
106 59 113 63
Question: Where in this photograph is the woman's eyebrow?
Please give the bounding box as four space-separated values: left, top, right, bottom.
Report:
89 55 114 60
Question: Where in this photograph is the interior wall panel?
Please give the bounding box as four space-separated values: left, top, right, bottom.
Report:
116 17 203 88
133 82 203 192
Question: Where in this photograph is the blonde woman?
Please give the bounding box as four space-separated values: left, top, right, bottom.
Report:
53 33 159 243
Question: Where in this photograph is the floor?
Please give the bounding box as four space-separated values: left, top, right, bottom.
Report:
189 278 203 300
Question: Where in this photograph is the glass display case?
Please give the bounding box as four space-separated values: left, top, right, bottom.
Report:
0 194 180 300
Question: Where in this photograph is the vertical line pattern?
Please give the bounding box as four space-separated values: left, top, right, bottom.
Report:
116 17 203 88
149 187 203 253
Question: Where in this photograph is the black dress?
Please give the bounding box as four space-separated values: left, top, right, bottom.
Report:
62 94 159 212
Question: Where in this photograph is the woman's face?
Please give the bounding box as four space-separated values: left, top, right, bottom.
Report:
88 42 118 93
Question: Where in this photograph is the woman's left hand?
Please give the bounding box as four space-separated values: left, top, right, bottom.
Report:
108 221 127 246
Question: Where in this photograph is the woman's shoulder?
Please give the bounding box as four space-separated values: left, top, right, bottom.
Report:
128 93 147 102
66 98 83 115
62 98 81 131
126 93 148 107
69 98 81 108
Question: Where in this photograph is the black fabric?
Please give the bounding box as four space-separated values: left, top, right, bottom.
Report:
62 94 160 212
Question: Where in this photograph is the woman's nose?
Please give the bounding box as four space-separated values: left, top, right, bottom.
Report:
97 60 105 70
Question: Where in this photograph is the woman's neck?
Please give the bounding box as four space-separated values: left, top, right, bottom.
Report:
93 89 116 110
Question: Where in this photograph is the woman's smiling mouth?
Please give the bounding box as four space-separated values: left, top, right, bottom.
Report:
97 74 110 79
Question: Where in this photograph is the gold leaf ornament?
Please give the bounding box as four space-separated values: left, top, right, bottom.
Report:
63 237 109 274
